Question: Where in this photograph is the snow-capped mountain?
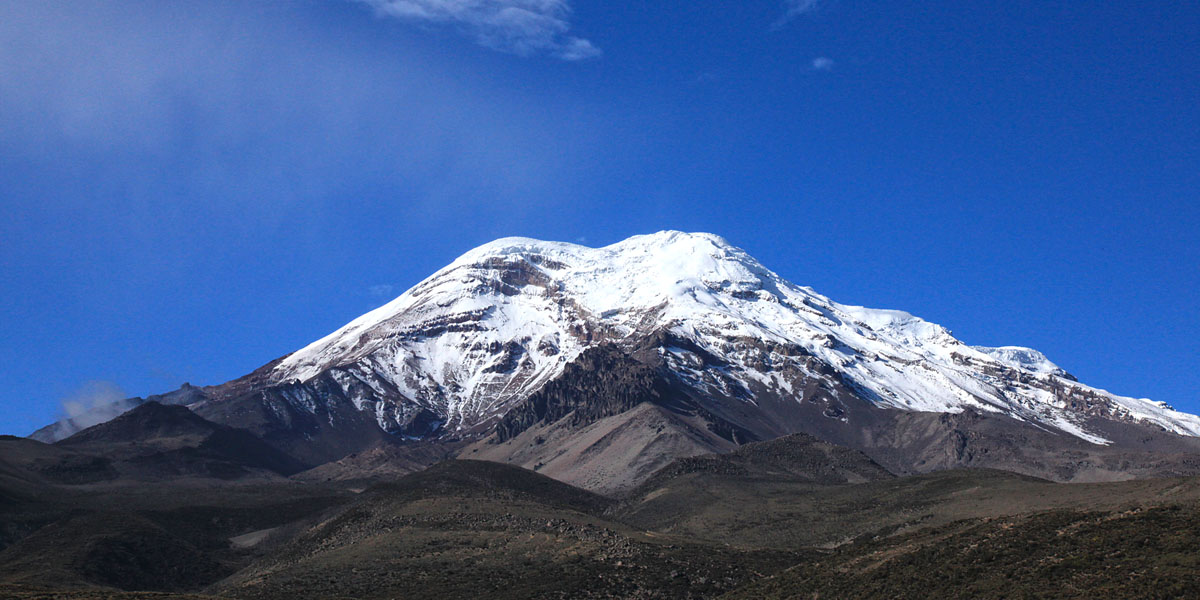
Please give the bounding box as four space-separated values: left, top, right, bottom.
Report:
32 231 1200 489
256 230 1198 446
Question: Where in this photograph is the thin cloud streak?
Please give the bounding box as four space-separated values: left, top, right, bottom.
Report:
48 380 138 439
811 57 834 71
774 0 820 28
368 284 396 298
354 0 600 60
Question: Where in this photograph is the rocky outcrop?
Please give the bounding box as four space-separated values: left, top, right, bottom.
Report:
494 345 670 442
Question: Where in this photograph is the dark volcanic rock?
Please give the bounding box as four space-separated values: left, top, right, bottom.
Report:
494 345 671 442
57 402 307 479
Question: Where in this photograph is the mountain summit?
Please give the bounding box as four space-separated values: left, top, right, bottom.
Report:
33 232 1200 489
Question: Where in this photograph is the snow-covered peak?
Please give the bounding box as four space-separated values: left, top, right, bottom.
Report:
447 230 760 295
447 236 585 266
273 230 779 387
449 231 737 266
268 232 1200 444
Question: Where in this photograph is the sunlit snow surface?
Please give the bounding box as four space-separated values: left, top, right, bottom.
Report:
273 231 1200 443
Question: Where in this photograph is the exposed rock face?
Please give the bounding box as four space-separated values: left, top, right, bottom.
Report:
494 345 669 443
187 372 405 467
30 232 1200 490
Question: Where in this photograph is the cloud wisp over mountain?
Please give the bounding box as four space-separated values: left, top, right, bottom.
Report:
355 0 600 60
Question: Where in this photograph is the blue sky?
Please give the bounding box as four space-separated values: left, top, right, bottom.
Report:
1 0 1197 435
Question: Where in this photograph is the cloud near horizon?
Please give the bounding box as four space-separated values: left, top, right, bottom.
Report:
48 380 139 438
355 0 600 60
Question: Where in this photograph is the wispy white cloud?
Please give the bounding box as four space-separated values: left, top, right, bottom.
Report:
775 0 820 28
368 284 396 298
811 56 834 71
49 380 139 439
61 380 127 421
355 0 600 60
